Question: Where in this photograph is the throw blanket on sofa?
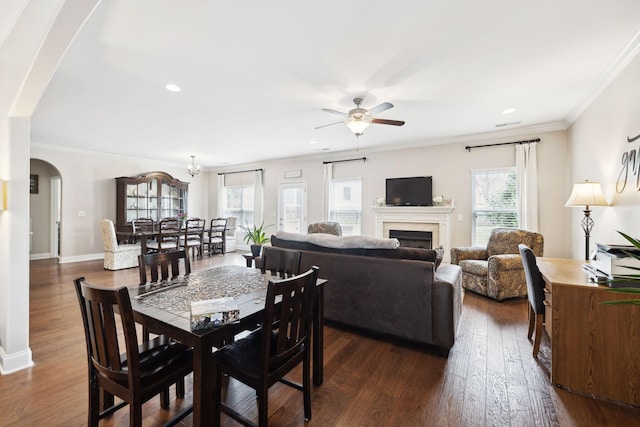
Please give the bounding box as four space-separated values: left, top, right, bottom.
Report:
275 231 400 249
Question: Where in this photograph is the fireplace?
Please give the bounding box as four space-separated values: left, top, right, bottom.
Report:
372 205 455 262
389 230 433 249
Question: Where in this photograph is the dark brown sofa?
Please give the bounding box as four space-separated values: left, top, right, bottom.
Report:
265 232 463 354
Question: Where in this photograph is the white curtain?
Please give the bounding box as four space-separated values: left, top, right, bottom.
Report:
217 174 224 217
322 163 333 221
253 169 264 225
516 142 539 231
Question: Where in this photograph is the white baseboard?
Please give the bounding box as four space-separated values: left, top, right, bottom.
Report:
59 253 104 264
29 252 51 260
0 345 33 374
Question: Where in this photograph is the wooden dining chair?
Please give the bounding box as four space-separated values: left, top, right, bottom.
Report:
212 266 320 427
147 217 180 252
204 217 227 256
518 244 546 357
74 277 193 427
132 217 155 233
137 250 192 399
138 250 191 287
180 218 205 259
260 246 301 278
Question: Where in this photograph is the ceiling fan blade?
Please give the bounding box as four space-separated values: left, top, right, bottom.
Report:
371 118 405 126
367 102 394 115
322 108 348 117
315 121 343 130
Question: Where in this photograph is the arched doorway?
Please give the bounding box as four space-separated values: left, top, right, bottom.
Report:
29 159 62 260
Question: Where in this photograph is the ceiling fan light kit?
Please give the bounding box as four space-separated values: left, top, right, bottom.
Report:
346 117 371 136
317 97 405 139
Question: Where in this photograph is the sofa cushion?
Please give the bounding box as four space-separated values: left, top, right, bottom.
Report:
275 231 399 249
271 233 443 268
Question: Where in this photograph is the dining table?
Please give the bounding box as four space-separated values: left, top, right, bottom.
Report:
128 264 326 426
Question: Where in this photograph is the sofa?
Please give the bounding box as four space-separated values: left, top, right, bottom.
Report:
265 231 463 354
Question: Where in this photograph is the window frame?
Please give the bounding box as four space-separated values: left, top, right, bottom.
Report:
470 167 519 246
328 177 362 236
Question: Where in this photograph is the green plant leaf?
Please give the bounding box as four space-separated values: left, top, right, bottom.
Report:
239 221 272 245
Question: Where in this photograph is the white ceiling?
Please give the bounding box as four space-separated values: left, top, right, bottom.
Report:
30 1 640 167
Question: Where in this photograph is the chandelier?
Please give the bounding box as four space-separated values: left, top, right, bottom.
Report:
188 155 201 177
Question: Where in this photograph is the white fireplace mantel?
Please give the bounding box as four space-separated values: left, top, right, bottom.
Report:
372 205 455 262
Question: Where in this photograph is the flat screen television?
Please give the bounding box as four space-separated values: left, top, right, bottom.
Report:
385 176 433 206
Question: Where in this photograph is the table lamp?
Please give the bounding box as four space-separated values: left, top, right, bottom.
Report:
565 180 608 260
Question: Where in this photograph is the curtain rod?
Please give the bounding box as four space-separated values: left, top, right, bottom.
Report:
217 168 263 176
465 138 540 152
323 157 367 165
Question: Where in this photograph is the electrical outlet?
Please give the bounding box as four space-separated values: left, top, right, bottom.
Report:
78 211 86 217
457 214 463 222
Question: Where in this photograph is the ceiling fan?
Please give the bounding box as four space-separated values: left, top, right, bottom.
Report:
316 97 405 137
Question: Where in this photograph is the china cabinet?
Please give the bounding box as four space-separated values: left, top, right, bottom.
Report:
115 171 188 232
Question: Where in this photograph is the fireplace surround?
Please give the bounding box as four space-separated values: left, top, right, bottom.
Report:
372 205 455 262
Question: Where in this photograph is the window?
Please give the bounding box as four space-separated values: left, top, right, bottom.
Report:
471 168 518 246
329 178 362 236
222 185 254 228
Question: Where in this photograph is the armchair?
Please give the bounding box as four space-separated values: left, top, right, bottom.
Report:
450 228 544 301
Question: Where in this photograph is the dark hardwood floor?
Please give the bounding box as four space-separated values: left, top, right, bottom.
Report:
1 253 639 426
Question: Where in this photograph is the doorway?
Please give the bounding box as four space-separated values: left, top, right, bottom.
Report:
278 182 307 233
29 159 62 260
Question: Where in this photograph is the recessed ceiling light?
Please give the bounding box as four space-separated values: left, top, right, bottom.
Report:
165 83 181 92
309 140 317 145
502 108 516 115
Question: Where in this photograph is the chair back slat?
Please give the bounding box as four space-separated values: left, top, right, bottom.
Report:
261 246 301 278
262 267 318 370
138 250 191 285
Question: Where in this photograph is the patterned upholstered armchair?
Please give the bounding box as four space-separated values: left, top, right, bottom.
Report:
307 221 342 236
100 219 140 270
450 228 544 301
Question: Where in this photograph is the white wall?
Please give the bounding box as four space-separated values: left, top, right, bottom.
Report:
30 144 210 262
567 50 640 258
212 129 570 258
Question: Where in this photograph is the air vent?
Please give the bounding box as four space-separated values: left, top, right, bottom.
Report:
495 121 522 128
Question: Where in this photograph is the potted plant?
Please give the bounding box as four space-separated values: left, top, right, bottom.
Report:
240 221 272 257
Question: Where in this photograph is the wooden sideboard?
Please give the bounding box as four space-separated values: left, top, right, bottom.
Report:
537 257 640 407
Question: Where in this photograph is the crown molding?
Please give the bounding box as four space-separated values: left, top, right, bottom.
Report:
565 28 640 126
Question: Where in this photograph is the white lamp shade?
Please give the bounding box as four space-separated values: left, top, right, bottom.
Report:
565 180 608 208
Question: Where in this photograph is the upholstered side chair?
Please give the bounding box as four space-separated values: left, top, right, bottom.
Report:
450 228 544 301
307 221 342 236
100 219 140 270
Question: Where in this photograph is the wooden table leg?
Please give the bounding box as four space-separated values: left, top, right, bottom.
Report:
312 285 324 385
192 341 215 426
